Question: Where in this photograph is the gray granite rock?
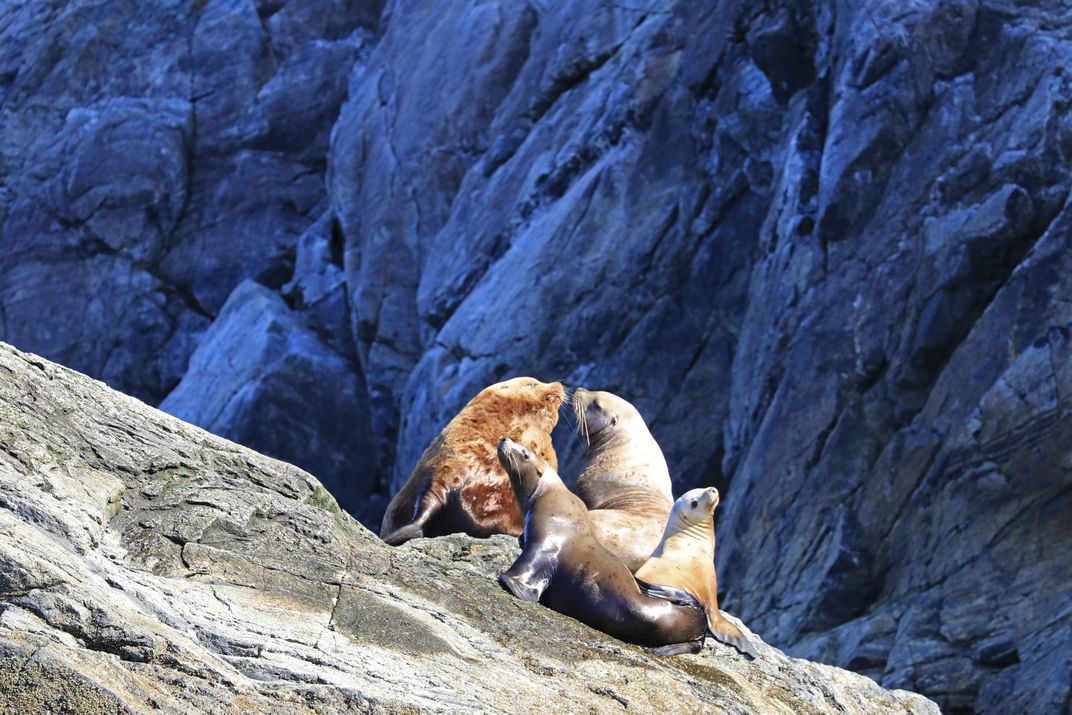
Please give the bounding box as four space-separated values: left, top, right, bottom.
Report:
0 342 938 714
0 0 380 525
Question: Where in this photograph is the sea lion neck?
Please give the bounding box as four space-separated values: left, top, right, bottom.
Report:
506 461 544 505
585 424 659 467
675 518 714 545
514 470 543 507
525 470 561 508
656 511 714 551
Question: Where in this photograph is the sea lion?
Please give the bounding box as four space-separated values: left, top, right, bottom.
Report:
636 487 757 657
571 388 674 571
497 437 707 655
380 377 563 546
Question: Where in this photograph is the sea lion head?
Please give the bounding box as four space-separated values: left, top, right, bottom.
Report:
678 487 719 519
668 487 720 533
477 377 564 428
571 388 643 444
497 436 549 505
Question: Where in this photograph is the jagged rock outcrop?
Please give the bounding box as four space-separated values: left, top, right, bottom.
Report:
0 0 382 490
159 280 378 517
2 1 1071 712
0 0 381 401
0 343 938 713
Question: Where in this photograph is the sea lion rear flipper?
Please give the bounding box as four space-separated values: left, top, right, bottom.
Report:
381 521 426 546
709 616 759 658
636 578 704 610
646 640 704 657
381 489 443 546
499 546 556 602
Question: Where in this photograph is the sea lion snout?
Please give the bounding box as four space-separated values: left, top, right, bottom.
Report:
498 437 545 503
497 437 526 461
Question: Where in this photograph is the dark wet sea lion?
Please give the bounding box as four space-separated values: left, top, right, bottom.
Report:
636 487 757 657
497 437 706 655
380 377 563 546
571 388 674 571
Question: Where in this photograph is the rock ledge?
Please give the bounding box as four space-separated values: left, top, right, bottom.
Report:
0 343 936 714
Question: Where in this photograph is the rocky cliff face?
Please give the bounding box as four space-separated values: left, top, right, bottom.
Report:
0 342 939 713
2 1 1071 712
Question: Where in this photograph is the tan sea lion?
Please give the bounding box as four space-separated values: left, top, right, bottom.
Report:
636 487 757 657
497 437 707 655
571 387 674 571
379 377 563 546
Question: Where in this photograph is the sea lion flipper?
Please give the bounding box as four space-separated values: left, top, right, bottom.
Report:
646 640 704 657
709 616 759 658
381 489 442 546
636 579 704 610
381 521 426 546
499 546 556 602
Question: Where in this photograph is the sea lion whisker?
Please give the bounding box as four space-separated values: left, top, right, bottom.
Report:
559 409 588 448
567 391 590 445
581 403 590 446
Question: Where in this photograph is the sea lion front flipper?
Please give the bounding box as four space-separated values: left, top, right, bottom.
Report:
709 615 759 658
636 579 704 610
499 546 556 602
646 639 704 657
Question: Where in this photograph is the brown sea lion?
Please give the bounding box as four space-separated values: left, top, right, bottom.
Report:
636 487 757 657
571 388 674 571
380 377 563 546
497 437 707 655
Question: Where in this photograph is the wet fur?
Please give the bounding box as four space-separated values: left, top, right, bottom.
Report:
497 439 706 654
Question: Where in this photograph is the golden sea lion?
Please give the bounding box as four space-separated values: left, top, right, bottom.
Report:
571 387 674 571
636 487 757 657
